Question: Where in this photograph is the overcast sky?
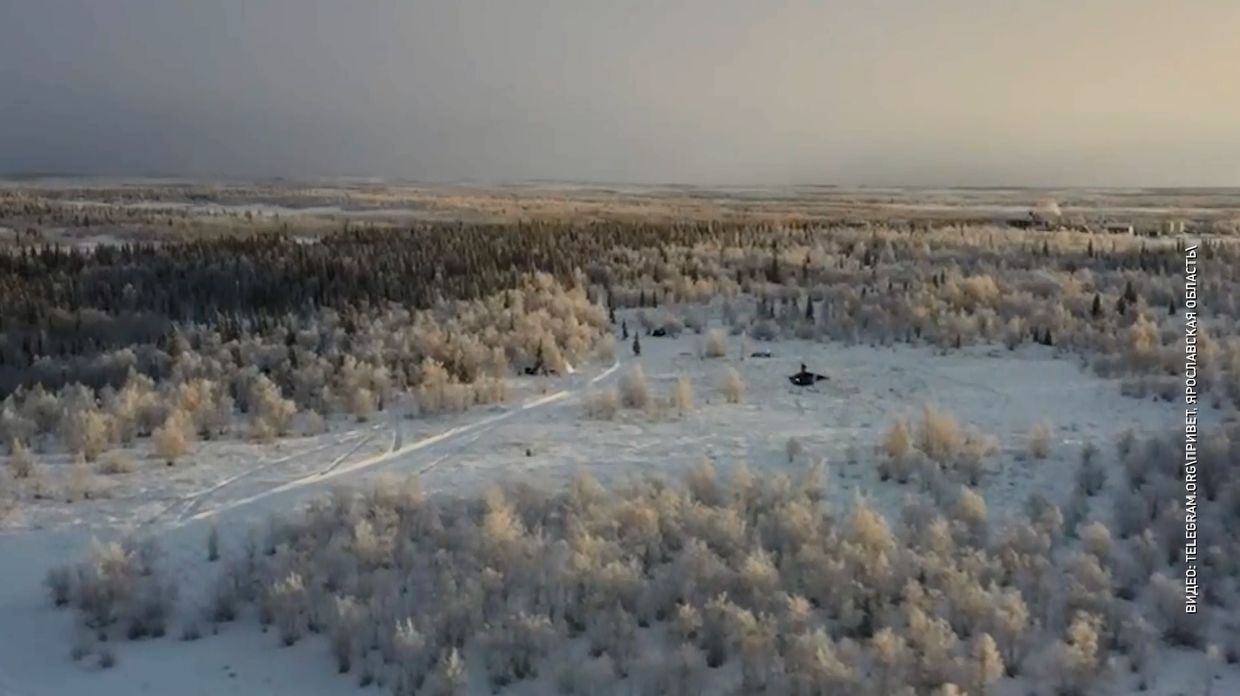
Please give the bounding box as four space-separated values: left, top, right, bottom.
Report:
2 1 1237 186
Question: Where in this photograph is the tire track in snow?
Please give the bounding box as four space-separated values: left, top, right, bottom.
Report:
316 426 383 477
151 428 372 526
180 361 621 525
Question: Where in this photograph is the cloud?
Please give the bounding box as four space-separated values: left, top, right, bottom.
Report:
2 0 1237 185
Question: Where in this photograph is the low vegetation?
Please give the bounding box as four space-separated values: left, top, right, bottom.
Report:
43 419 1239 694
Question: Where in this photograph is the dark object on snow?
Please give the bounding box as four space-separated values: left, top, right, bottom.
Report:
751 350 773 358
789 363 828 387
651 327 668 337
523 357 559 376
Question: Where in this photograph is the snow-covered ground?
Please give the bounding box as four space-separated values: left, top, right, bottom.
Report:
0 330 1231 695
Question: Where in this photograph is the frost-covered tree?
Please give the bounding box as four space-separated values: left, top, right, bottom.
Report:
62 407 112 462
427 648 467 696
919 404 963 464
784 629 856 694
1149 573 1203 647
971 632 1005 696
249 375 297 440
268 572 307 646
152 409 193 465
1045 612 1104 696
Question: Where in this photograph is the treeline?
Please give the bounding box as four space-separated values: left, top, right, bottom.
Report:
4 220 1240 464
0 221 783 367
2 220 1229 371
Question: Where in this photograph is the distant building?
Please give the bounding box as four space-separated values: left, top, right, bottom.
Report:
1104 223 1134 235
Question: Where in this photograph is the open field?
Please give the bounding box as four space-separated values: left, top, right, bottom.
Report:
3 181 1240 246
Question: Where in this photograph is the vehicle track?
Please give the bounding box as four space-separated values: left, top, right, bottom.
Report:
146 429 371 527
177 361 621 525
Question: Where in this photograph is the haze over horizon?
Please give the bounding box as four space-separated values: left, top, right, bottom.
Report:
3 1 1238 187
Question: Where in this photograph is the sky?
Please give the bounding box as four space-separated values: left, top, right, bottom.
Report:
1 1 1238 186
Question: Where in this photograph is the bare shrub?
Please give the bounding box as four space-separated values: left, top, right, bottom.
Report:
971 632 1005 696
345 385 376 422
153 410 193 465
268 572 307 646
953 486 988 546
330 595 366 673
48 539 177 642
719 367 745 404
1044 612 1104 695
65 454 97 502
703 329 728 358
881 418 912 461
956 430 999 486
594 334 617 364
63 408 112 462
619 366 652 411
250 376 298 440
670 377 694 416
8 438 35 479
96 451 135 475
877 449 915 484
684 457 723 507
45 565 73 607
785 436 804 463
1028 420 1053 460
1149 573 1202 647
301 410 327 436
98 647 117 669
918 404 962 464
1070 442 1103 492
429 648 468 695
28 467 52 499
582 388 620 420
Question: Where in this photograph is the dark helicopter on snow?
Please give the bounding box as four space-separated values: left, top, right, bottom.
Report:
788 363 828 387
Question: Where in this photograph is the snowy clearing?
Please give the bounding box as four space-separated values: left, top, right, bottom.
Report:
1 327 1230 696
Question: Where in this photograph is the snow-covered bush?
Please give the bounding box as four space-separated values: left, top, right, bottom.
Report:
96 450 135 475
1075 441 1105 496
43 418 1240 694
583 388 620 420
152 409 193 465
718 366 744 404
65 454 98 502
1028 419 1053 460
881 417 912 461
619 366 652 411
7 438 35 479
669 377 694 416
46 539 177 642
785 436 804 463
919 404 963 464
